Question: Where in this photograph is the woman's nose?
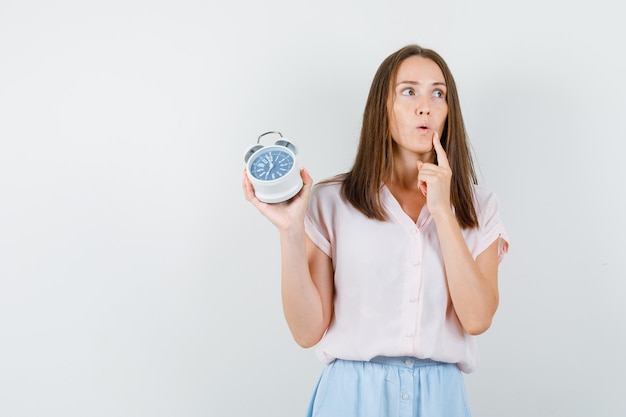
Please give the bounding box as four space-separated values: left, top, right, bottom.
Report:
415 98 430 115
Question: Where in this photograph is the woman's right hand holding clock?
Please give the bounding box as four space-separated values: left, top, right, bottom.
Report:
242 167 313 232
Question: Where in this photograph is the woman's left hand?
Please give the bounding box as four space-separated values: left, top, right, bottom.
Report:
416 132 453 216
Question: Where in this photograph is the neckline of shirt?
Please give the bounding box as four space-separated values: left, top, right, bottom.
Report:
380 184 432 229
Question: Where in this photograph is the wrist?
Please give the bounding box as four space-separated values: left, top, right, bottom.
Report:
430 204 456 224
279 222 306 240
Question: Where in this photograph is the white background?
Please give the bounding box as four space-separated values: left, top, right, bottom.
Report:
1 1 625 416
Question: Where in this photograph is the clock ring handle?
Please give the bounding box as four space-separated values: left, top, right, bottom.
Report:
254 130 297 154
257 131 283 144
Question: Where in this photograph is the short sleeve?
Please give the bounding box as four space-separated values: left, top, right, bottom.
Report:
474 186 510 264
304 184 333 257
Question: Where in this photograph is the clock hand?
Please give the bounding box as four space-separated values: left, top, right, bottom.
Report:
262 155 274 177
263 158 270 179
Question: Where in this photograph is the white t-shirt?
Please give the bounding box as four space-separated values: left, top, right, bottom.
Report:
304 181 509 373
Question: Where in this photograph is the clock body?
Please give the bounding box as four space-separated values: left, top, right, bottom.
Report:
244 142 303 203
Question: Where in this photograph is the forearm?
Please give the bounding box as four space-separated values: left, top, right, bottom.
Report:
433 210 499 335
279 226 329 347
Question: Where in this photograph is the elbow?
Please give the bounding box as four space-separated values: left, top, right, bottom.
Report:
294 338 317 349
462 295 499 336
461 314 493 336
462 316 493 336
291 324 326 348
288 315 331 348
293 333 323 349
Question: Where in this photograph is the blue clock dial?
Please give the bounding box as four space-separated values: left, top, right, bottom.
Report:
250 148 295 181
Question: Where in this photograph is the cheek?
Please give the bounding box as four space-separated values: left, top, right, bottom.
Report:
391 103 411 125
438 116 448 130
436 106 448 129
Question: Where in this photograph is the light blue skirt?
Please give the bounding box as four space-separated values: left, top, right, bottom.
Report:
306 356 472 417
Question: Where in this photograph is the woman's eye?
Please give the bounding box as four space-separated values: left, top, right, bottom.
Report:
433 90 444 98
401 88 414 96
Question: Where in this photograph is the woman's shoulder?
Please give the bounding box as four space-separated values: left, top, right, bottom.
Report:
308 174 348 214
311 174 346 195
471 183 504 220
471 183 500 203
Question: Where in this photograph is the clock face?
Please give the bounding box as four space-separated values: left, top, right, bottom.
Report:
249 148 295 181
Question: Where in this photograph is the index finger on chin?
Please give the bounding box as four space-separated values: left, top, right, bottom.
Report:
433 132 450 167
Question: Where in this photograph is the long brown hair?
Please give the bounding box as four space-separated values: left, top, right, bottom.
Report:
341 44 479 228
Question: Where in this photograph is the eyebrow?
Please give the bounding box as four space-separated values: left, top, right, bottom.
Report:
396 81 447 87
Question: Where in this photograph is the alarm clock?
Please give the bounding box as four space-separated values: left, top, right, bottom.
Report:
243 131 303 203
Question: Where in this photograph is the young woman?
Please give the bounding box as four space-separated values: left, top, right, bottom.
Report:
243 44 509 417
